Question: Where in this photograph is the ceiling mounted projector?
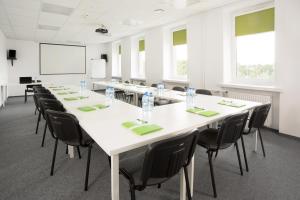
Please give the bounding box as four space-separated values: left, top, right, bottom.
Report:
95 24 110 35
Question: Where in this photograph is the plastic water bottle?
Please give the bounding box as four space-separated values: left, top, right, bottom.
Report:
110 87 115 100
148 92 154 111
142 92 149 113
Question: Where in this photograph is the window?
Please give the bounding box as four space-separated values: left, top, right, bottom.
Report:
234 7 275 83
112 43 122 77
169 28 188 80
131 38 145 79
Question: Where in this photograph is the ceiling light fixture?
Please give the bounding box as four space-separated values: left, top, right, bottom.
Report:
154 8 165 14
41 3 74 16
38 24 60 31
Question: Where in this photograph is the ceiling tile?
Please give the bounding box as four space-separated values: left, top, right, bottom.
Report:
42 0 81 9
1 0 40 10
39 12 68 27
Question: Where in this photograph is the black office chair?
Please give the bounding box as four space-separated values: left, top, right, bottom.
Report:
240 104 271 172
123 81 135 104
197 112 249 198
46 110 94 191
149 83 171 106
39 99 65 147
25 84 42 103
151 83 158 88
195 89 212 96
119 130 199 200
172 86 185 92
33 93 56 134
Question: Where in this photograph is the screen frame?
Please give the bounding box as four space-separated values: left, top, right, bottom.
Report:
39 43 86 75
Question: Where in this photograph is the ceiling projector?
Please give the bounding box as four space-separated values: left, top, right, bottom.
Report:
95 25 109 34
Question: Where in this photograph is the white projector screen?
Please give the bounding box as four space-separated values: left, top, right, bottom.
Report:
40 43 86 75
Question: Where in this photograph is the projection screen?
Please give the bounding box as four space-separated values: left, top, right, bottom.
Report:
40 43 86 75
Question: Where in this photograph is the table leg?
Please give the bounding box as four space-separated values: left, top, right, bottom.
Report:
180 156 195 200
111 154 120 200
254 130 258 152
68 145 74 158
134 93 139 106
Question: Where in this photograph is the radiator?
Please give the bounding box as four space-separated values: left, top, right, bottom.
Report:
226 91 272 127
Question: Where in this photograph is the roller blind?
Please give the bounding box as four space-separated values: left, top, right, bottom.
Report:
173 29 187 46
139 40 145 52
235 8 274 36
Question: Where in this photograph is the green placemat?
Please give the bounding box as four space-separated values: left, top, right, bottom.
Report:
198 110 219 117
78 96 89 99
122 121 138 128
132 124 163 136
57 92 68 95
69 92 78 94
187 107 204 114
78 106 96 112
64 97 78 101
218 101 245 108
94 104 109 109
53 88 64 91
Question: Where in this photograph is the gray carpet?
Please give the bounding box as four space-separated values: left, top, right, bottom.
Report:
0 97 299 200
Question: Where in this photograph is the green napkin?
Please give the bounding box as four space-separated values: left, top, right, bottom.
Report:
218 101 245 108
122 121 138 128
78 96 89 99
132 124 163 135
78 106 96 112
69 92 78 94
64 97 78 101
198 110 219 117
187 107 204 114
57 92 68 95
53 88 64 91
94 104 109 109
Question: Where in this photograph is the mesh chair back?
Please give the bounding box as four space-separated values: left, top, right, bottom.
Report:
34 88 50 94
151 83 158 88
172 86 185 92
27 84 42 90
34 93 56 110
248 104 271 129
217 112 249 149
140 130 199 186
46 110 83 146
195 89 212 96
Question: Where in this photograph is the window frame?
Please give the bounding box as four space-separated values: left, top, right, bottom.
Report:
131 36 146 79
170 25 188 81
231 4 275 85
112 41 122 77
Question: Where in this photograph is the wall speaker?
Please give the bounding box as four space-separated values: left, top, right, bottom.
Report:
101 54 108 62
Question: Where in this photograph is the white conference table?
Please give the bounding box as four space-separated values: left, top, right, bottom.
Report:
46 84 260 200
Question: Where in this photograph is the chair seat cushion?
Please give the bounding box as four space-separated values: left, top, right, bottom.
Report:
154 99 170 106
197 128 231 150
120 147 168 186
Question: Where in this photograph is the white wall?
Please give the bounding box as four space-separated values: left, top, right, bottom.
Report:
0 29 8 106
6 39 108 96
276 0 300 138
0 30 8 83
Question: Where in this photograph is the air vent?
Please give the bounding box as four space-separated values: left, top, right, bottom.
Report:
41 3 74 16
38 24 60 31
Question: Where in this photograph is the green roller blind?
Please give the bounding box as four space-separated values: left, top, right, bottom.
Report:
235 8 274 36
173 29 187 46
139 40 145 52
118 45 121 54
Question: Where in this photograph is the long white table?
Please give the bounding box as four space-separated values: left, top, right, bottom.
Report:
46 84 261 200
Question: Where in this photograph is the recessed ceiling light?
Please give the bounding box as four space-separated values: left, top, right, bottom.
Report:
154 9 165 14
38 24 60 31
41 3 74 16
122 19 143 26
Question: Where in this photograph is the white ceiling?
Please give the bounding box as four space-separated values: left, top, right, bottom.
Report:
0 0 239 44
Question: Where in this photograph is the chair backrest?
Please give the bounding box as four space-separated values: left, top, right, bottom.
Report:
34 87 50 94
195 89 212 96
33 93 56 109
45 110 83 146
217 112 249 149
140 130 199 187
248 104 271 129
151 83 158 88
172 86 185 92
139 82 146 86
27 84 42 89
40 99 65 133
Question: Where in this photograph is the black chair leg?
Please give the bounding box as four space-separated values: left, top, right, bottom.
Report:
24 91 27 103
34 107 37 115
240 135 249 172
129 184 136 200
66 145 68 154
258 129 266 157
184 166 192 200
235 142 243 176
84 145 92 191
41 122 47 147
77 146 81 159
35 111 41 134
50 139 58 176
208 151 217 198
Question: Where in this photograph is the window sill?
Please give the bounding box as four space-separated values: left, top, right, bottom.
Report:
112 76 122 79
220 83 282 93
163 79 189 84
